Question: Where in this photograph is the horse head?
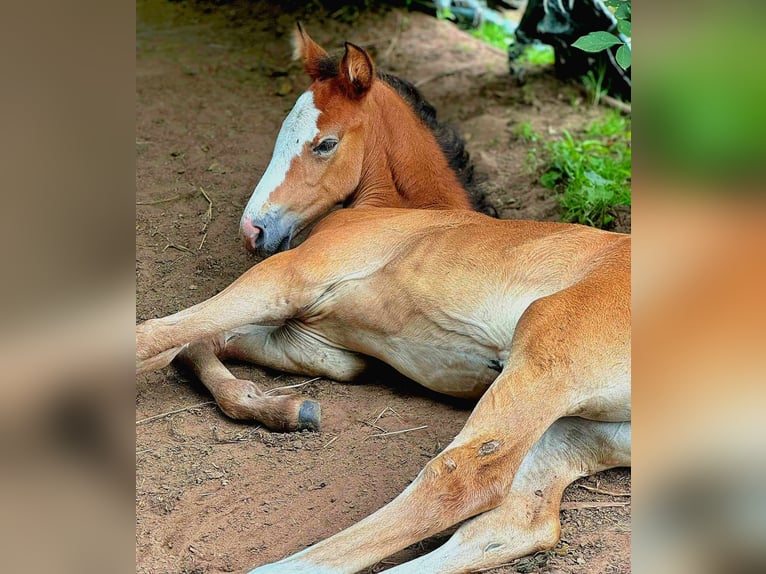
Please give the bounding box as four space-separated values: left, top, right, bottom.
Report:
240 26 378 256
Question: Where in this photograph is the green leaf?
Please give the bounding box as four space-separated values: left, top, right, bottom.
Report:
572 32 622 53
615 3 631 19
540 171 561 189
617 19 631 37
584 170 609 186
616 44 631 69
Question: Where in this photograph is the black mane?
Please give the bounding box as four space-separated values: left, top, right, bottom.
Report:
312 54 495 216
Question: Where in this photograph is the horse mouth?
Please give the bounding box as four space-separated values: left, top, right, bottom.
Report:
276 233 292 253
244 228 294 259
241 208 300 257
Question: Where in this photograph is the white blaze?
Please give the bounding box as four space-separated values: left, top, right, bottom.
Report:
242 90 321 223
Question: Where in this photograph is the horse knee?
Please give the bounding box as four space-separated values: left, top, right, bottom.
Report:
417 440 512 520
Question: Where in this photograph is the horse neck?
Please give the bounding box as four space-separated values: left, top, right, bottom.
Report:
350 83 473 211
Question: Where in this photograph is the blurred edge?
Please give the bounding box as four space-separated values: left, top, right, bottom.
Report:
635 1 766 573
0 0 764 573
0 0 135 573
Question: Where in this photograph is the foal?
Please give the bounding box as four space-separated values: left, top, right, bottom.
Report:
137 27 630 574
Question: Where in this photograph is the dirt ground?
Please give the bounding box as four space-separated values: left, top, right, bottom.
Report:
136 1 631 572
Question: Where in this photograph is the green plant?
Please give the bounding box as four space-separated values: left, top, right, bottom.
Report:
537 113 631 228
581 63 608 106
436 5 455 21
514 121 538 144
470 20 513 50
469 21 554 67
572 0 631 70
517 44 555 66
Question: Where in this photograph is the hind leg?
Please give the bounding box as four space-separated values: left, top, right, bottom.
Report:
247 361 573 574
386 418 631 573
175 323 368 431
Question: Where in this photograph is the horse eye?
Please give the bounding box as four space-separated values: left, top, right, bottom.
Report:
312 138 339 157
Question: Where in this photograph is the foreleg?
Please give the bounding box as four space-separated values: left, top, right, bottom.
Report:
136 250 314 373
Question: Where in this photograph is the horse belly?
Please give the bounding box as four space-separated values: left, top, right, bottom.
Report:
331 327 501 399
373 337 501 398
304 282 517 399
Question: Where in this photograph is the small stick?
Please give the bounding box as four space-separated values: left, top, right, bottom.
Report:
386 406 405 422
369 425 428 438
163 242 192 253
322 435 339 449
473 562 516 572
264 376 321 395
137 194 181 206
601 94 631 114
561 500 630 510
199 186 213 223
197 231 208 251
135 401 215 425
357 419 387 433
373 405 404 425
372 406 390 425
156 229 192 253
579 484 631 497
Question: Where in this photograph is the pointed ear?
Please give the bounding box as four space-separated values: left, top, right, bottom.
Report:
292 22 329 81
340 42 375 98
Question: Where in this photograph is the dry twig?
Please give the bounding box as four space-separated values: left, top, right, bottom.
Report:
357 419 387 433
561 500 630 510
135 401 215 425
155 229 192 253
369 425 428 438
579 484 631 497
137 194 181 206
373 405 404 425
264 376 321 395
199 186 213 226
601 94 631 114
322 435 339 449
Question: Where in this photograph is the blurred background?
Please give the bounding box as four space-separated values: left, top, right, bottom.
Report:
0 0 764 572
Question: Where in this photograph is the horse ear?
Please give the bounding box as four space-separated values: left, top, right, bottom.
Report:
292 22 329 81
340 42 375 98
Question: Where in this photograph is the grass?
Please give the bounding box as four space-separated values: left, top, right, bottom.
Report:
518 44 555 66
582 64 609 106
470 21 513 50
470 21 555 66
520 113 631 229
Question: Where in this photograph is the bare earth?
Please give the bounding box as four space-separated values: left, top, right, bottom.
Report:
136 1 631 573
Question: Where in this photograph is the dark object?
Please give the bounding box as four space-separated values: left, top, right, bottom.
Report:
509 0 631 101
297 400 321 431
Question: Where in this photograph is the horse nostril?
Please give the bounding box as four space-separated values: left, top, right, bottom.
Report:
241 219 263 253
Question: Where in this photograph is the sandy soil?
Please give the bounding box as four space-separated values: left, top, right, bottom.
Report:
136 1 631 572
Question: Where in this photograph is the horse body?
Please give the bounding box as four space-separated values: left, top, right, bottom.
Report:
245 208 628 404
136 26 630 574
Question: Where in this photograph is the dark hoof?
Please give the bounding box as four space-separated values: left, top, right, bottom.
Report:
296 400 321 431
